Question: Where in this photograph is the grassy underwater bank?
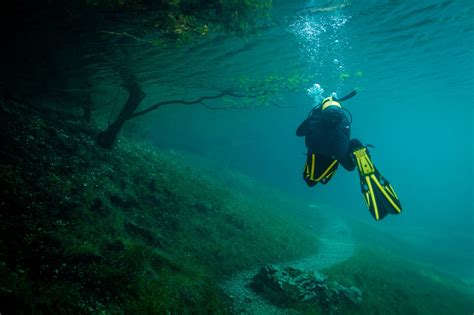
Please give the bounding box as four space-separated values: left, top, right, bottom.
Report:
246 217 474 315
1 97 473 315
317 220 474 315
0 98 322 314
321 246 474 315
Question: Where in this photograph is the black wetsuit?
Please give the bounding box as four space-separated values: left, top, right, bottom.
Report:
297 106 355 171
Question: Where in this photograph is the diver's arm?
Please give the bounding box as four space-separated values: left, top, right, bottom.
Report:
296 118 309 136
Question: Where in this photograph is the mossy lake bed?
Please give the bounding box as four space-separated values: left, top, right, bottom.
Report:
1 98 473 314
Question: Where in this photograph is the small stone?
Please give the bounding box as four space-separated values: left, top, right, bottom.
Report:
250 264 362 309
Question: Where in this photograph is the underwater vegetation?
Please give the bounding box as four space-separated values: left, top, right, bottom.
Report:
322 246 474 315
2 97 473 314
2 0 473 313
83 0 273 39
0 98 321 313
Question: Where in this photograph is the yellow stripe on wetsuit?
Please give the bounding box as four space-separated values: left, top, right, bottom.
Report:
310 154 316 180
307 154 337 182
317 160 338 181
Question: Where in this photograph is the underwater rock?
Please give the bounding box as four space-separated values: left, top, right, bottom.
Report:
250 265 362 310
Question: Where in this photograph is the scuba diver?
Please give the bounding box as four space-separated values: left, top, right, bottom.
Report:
297 84 402 221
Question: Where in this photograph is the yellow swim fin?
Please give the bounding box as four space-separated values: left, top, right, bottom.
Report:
352 143 402 221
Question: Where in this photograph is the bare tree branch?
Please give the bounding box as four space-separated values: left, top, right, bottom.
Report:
201 103 256 111
130 90 266 118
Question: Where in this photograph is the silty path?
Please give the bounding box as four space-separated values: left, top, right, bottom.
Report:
221 217 355 314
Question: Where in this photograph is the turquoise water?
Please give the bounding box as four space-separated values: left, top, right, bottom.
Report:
138 1 474 280
3 0 473 295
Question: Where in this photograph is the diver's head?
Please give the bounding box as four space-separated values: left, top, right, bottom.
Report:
321 96 341 111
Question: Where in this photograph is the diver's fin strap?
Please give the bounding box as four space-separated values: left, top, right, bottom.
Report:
353 147 375 176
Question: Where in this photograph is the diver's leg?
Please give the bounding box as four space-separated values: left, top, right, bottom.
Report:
339 155 356 171
338 138 369 171
302 151 339 186
333 134 356 171
349 138 364 151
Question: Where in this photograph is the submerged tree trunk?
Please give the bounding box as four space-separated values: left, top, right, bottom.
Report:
95 73 264 149
97 77 145 148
